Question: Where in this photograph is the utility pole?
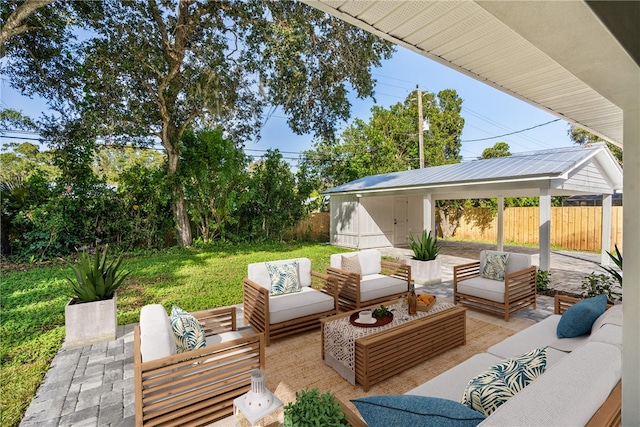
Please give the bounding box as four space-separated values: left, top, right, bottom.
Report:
417 85 425 169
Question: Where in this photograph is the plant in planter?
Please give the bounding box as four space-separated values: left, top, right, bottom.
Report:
64 246 129 348
283 388 347 427
407 230 442 285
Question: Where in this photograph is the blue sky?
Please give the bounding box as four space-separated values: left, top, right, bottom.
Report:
1 45 573 165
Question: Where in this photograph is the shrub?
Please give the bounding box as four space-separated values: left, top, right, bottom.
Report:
536 269 551 291
580 272 621 301
283 388 347 427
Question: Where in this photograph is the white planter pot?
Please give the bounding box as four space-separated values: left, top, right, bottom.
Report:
64 295 117 349
407 258 442 285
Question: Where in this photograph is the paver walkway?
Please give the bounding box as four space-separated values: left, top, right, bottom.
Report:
20 242 601 426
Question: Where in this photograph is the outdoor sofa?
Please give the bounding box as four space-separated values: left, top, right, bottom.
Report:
134 304 265 426
327 249 411 310
453 250 537 321
243 257 339 346
343 294 622 427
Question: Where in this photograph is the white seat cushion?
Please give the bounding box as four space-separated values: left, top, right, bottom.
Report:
140 304 177 363
247 258 312 291
456 276 506 303
487 315 580 367
480 250 532 275
269 287 334 324
406 353 503 401
330 250 382 276
360 274 407 302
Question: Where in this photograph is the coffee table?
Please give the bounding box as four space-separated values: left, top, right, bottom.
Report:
321 300 466 391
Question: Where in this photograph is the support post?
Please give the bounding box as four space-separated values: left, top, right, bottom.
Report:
497 196 504 251
622 100 640 426
423 193 434 233
601 194 612 266
539 189 551 271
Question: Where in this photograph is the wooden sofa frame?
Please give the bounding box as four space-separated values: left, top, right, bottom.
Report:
134 307 265 427
327 260 411 311
453 260 536 321
243 270 339 346
338 295 622 427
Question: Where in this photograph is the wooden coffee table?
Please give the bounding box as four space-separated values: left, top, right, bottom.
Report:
321 300 466 391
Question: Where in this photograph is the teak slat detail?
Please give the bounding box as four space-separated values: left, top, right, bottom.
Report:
134 307 265 427
243 270 339 346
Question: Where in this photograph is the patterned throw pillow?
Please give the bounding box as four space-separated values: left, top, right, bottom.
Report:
341 255 362 275
170 306 206 353
481 252 510 281
266 261 301 296
461 347 547 416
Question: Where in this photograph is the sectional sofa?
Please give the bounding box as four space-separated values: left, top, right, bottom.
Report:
343 295 622 427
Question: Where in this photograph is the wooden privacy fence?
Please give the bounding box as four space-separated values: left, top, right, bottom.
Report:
455 207 623 252
288 212 330 241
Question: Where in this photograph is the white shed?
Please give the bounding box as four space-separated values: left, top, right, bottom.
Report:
324 144 622 271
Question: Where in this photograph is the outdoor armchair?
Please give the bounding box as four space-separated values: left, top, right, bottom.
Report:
327 249 411 310
243 257 339 346
453 250 537 321
134 304 265 426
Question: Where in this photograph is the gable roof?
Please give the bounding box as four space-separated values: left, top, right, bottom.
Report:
324 144 622 199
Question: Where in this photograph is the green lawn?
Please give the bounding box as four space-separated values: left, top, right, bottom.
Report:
0 242 349 427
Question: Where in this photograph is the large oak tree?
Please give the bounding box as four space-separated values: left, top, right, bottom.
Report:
4 0 394 245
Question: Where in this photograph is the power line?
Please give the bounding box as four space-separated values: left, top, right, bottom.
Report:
461 119 561 143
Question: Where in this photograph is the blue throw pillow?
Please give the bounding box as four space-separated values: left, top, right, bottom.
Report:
461 347 547 416
351 395 485 427
556 294 607 338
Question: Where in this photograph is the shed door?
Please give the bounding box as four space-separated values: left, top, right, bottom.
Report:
393 197 408 246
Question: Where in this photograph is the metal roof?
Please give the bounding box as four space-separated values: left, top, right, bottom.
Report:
324 144 622 196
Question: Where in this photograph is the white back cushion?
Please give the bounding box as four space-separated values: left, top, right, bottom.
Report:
330 250 382 276
247 258 312 291
139 304 177 363
480 250 531 275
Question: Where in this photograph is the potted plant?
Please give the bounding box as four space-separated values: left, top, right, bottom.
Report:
64 245 129 348
283 388 348 426
407 230 442 285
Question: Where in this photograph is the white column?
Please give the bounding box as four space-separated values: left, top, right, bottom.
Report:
423 193 434 233
539 188 551 271
600 194 612 266
497 196 504 251
622 100 640 426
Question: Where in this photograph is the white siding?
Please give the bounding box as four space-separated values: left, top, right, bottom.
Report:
556 161 613 194
330 195 359 248
359 196 394 248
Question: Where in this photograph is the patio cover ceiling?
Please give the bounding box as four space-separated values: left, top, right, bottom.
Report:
302 0 638 148
323 144 623 200
302 3 639 422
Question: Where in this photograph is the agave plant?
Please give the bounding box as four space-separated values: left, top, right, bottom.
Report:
600 244 623 286
408 230 440 261
67 246 130 303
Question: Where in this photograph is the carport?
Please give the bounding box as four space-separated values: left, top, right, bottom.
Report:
324 144 622 271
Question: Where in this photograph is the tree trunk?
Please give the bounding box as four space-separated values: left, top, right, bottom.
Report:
166 144 192 246
438 208 460 239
